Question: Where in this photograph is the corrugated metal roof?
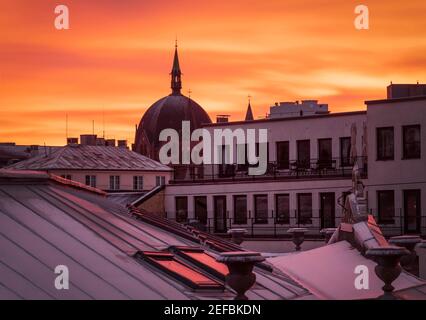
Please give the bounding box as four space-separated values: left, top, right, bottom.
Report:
107 192 146 206
0 170 312 300
6 145 172 172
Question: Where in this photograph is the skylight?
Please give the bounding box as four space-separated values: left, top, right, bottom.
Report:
170 246 229 280
135 251 224 290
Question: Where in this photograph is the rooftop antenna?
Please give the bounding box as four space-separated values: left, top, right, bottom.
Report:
65 113 68 140
102 107 105 139
188 89 192 100
92 120 95 135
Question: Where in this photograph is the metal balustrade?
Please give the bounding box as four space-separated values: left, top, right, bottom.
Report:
165 209 426 238
170 156 367 183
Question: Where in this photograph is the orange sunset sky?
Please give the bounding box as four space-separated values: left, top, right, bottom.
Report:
0 0 425 146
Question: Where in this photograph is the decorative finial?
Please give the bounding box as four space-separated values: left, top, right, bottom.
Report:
175 36 178 48
188 89 192 99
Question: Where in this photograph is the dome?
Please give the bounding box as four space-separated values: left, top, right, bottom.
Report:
133 44 212 159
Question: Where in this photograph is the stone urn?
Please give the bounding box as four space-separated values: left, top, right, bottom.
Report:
217 251 265 300
389 235 422 273
227 228 247 245
320 228 337 244
287 228 308 251
366 246 409 299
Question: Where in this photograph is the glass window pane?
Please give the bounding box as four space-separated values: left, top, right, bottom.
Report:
276 194 290 224
276 141 289 169
403 125 421 159
297 140 310 169
340 137 351 166
377 127 394 160
176 197 188 223
234 195 247 224
298 193 312 224
254 195 268 224
194 196 207 225
378 191 395 224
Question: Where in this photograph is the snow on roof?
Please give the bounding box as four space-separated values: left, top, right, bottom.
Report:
6 145 172 172
267 241 426 300
0 170 311 300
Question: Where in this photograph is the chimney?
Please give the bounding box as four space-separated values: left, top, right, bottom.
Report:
29 145 39 157
80 134 97 146
117 140 128 149
67 137 78 145
105 139 116 147
216 115 230 123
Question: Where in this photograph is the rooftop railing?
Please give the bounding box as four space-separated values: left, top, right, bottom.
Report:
170 156 367 183
164 209 426 238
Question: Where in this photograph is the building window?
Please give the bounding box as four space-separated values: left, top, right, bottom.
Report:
109 175 120 190
276 141 289 169
318 138 332 168
133 176 144 190
403 125 421 159
233 195 247 225
175 197 188 223
275 194 290 224
377 191 395 224
297 140 310 169
297 193 312 224
340 137 351 167
156 176 166 186
377 127 394 160
254 195 268 224
61 174 72 180
85 175 96 188
194 196 207 225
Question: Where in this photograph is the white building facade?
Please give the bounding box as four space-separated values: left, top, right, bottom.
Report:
165 111 367 236
366 96 426 236
163 94 426 237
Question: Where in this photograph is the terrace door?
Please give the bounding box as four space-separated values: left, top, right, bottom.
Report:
320 193 335 228
214 196 227 233
404 190 421 234
194 196 207 226
318 138 332 169
297 140 310 169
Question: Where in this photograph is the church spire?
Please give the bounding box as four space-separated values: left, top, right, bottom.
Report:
170 40 182 95
245 96 254 121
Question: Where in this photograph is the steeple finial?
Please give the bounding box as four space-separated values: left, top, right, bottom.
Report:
245 95 254 121
171 40 182 95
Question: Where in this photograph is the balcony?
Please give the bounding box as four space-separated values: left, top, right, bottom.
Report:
170 156 367 183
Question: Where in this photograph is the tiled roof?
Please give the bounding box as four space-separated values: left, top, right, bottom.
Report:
7 145 172 172
0 170 311 300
